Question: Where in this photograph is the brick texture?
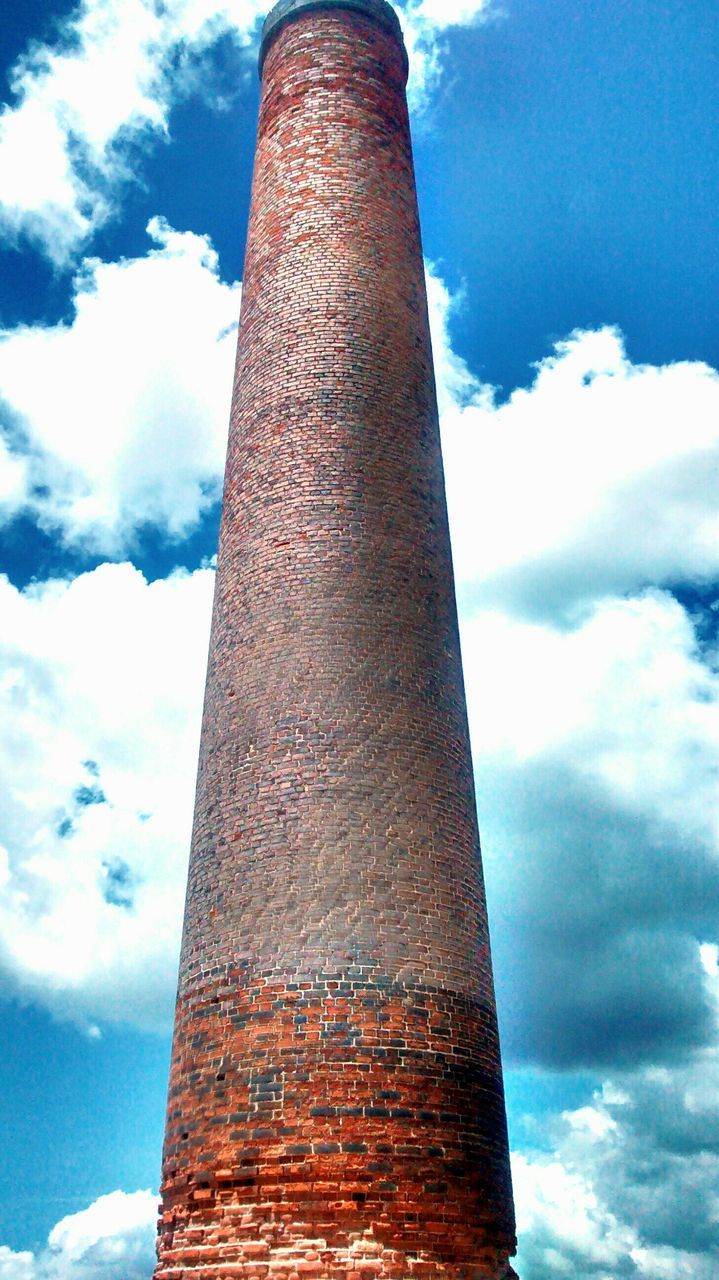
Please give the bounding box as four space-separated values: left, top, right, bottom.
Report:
154 2 517 1276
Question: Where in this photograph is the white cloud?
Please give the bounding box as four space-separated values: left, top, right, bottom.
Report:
437 320 719 620
0 260 717 1081
0 1190 156 1279
0 1249 35 1280
0 0 493 263
426 274 719 1070
0 0 267 262
398 0 495 110
0 438 27 517
0 218 239 551
464 589 719 831
0 562 213 1031
0 247 717 1271
463 587 719 1067
512 1149 638 1280
512 1055 719 1278
426 269 719 621
425 266 480 413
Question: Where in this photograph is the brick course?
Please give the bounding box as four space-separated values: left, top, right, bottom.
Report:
155 2 517 1275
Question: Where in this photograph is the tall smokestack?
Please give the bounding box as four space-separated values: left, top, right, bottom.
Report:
155 1 517 1274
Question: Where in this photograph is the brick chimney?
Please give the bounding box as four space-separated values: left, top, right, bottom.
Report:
154 1 517 1274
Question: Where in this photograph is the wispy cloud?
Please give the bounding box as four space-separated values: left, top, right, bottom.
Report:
398 0 495 110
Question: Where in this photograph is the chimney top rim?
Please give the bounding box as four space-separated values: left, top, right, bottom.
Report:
259 0 408 77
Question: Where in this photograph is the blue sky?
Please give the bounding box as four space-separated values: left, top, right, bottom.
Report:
0 1 717 1277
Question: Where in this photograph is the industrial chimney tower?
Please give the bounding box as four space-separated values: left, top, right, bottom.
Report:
155 0 517 1274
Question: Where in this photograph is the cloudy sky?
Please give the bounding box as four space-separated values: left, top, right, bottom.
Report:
0 1 717 1276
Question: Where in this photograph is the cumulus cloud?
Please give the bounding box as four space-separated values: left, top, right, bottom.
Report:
433 313 719 621
0 259 717 1078
0 561 213 1031
463 588 719 1068
425 272 719 1072
0 217 238 552
513 1049 719 1278
512 1147 639 1280
0 1189 156 1279
0 0 268 263
0 0 493 264
0 255 717 1275
0 255 441 558
428 267 718 627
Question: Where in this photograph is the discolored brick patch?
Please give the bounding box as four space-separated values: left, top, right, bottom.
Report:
154 1 516 1275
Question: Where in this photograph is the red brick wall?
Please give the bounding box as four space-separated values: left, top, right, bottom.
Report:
155 3 516 1276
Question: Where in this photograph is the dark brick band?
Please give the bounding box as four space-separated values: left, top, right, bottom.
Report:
259 0 408 77
158 968 515 1276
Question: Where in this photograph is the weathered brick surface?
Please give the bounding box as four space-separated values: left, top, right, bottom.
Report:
155 2 516 1276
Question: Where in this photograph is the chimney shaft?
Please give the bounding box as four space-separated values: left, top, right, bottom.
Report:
155 3 517 1275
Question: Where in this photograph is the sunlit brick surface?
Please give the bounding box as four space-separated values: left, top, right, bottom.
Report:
155 2 517 1275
